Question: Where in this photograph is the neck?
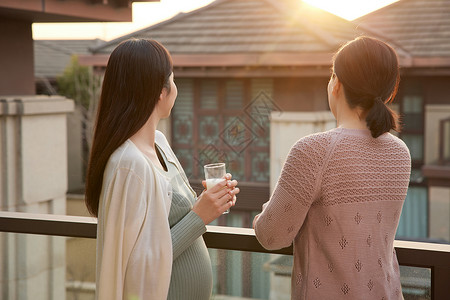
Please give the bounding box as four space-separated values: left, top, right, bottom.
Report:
337 119 368 130
130 114 160 151
335 100 368 130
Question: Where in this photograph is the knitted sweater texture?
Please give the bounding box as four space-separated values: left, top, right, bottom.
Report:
254 128 411 300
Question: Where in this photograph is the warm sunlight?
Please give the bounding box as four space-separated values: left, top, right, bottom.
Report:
32 0 215 40
303 0 399 20
32 0 399 40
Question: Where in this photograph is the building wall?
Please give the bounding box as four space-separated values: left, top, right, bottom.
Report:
0 18 34 95
66 194 96 300
274 78 329 112
0 95 73 300
423 76 450 105
67 106 85 192
270 111 335 191
429 186 450 242
424 104 450 165
424 104 450 242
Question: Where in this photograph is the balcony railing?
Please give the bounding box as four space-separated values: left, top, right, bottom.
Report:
1 211 449 299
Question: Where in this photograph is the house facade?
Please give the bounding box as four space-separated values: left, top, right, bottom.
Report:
82 0 445 240
77 0 450 297
83 0 376 217
54 0 450 298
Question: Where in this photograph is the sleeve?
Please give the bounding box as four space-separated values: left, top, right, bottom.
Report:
96 167 148 300
254 138 323 250
170 210 206 260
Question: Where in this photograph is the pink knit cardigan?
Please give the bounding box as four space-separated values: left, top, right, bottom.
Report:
254 128 411 299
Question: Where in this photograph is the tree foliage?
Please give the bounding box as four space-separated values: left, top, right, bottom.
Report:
57 55 103 157
57 55 101 110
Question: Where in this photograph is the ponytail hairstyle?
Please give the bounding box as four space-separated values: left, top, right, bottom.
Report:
333 36 401 138
85 39 173 217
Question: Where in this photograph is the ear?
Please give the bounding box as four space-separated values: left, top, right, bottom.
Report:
158 87 167 102
332 77 342 98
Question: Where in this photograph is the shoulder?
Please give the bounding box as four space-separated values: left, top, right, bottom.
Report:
155 131 173 156
383 133 411 159
105 140 150 180
291 129 340 154
282 130 340 171
385 132 408 148
155 130 178 163
155 130 170 148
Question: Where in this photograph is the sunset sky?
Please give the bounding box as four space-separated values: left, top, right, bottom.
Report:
32 0 399 41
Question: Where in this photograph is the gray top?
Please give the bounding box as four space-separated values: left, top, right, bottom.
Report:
155 145 213 300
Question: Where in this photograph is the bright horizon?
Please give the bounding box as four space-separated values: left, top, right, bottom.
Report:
32 0 399 41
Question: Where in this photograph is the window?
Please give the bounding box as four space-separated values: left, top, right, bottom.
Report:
397 87 428 240
401 95 424 163
172 78 274 185
172 78 275 296
396 186 428 239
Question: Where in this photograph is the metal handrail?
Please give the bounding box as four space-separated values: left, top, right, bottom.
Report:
1 211 449 298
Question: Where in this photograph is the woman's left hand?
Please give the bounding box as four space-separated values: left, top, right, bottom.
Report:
202 173 239 205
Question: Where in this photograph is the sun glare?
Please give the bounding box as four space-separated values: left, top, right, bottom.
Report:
302 0 399 20
32 0 399 40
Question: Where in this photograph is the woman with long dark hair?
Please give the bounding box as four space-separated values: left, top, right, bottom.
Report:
253 36 410 299
85 38 239 300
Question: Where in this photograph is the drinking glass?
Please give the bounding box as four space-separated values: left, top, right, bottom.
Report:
204 163 229 214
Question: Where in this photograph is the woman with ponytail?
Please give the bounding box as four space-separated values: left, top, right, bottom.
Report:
253 36 410 299
85 38 239 300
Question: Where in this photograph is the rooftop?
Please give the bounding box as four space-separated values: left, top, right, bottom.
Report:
355 0 450 57
91 0 362 55
34 39 104 79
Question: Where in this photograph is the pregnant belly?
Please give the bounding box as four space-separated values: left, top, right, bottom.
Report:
167 237 213 300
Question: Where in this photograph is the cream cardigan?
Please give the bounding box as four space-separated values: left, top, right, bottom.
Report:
96 131 184 300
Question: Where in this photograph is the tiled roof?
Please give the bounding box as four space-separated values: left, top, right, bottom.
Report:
91 0 364 56
355 0 450 57
34 39 103 78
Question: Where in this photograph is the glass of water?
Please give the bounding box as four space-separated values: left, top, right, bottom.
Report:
204 163 230 214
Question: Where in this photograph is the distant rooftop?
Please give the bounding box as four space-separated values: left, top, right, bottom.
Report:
34 39 104 79
90 0 364 56
355 0 450 57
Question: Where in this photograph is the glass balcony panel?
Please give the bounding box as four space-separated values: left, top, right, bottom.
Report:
66 236 96 300
209 249 432 300
1 232 98 300
210 249 287 299
0 215 446 300
399 266 431 300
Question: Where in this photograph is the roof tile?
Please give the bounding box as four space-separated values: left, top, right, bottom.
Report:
91 0 364 56
356 0 450 57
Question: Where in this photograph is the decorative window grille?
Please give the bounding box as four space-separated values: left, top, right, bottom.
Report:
172 78 274 185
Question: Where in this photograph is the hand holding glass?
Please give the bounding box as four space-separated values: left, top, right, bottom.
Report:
204 163 230 214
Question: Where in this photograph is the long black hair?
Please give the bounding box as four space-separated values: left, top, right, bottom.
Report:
85 39 173 217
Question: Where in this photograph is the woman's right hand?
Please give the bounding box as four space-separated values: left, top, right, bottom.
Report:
192 174 238 225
